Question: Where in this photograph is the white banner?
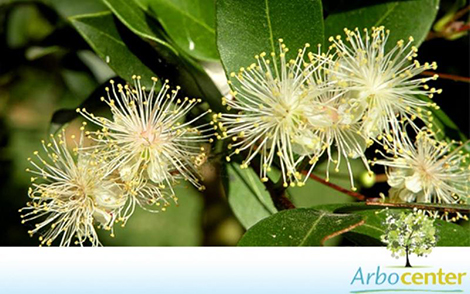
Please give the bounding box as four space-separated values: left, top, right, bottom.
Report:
0 247 469 293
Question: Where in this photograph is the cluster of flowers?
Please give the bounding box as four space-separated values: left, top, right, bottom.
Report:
21 26 469 246
20 76 212 246
216 27 470 212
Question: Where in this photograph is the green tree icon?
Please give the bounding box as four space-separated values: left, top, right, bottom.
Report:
381 209 437 267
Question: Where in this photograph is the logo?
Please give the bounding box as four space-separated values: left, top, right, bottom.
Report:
351 266 467 291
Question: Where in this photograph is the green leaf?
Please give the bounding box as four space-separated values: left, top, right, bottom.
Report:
314 203 470 246
44 0 108 18
136 0 218 61
324 0 439 50
238 208 364 246
226 163 277 229
216 0 324 75
99 0 224 111
102 0 174 50
434 220 470 246
69 12 158 88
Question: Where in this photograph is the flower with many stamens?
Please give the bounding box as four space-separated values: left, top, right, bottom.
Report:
374 130 470 220
78 76 212 203
217 40 322 186
325 26 441 142
20 129 126 246
303 85 371 190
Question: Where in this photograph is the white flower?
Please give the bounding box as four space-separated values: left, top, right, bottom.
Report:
325 26 441 142
20 129 126 246
303 85 370 190
374 130 470 208
78 76 212 199
218 40 323 186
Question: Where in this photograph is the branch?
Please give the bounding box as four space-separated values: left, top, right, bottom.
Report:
426 5 470 41
421 71 470 83
451 5 470 24
251 161 295 211
365 200 470 214
305 173 366 201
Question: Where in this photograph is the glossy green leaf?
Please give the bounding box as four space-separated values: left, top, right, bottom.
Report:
102 0 174 50
238 208 364 246
315 203 470 246
216 0 324 75
69 12 158 88
324 0 439 50
136 0 218 61
226 163 277 229
100 0 224 111
434 219 470 246
44 0 108 18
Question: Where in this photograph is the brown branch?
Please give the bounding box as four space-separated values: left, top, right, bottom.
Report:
365 200 470 214
427 6 470 41
251 161 295 211
306 173 366 201
421 71 470 83
452 5 470 23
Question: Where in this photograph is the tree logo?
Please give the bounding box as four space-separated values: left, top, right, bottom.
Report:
381 209 438 267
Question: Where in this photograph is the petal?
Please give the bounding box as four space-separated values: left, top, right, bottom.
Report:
387 167 409 188
292 130 322 156
361 108 382 138
147 153 169 184
94 181 126 209
338 99 366 125
416 190 429 203
405 172 423 193
119 157 142 182
92 207 111 226
397 187 417 203
307 112 333 127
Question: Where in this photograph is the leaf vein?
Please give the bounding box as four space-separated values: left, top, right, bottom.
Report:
153 0 215 34
264 0 275 55
298 212 326 246
373 2 399 27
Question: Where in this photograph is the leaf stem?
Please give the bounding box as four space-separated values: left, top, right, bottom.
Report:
365 200 470 214
251 161 295 211
306 173 366 201
421 71 470 83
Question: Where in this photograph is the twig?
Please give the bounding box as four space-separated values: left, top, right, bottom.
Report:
426 6 470 40
365 201 470 214
251 161 295 211
306 173 366 201
421 71 470 83
452 5 470 23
